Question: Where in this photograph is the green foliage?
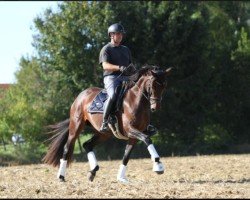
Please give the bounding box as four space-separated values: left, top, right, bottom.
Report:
1 59 47 143
0 142 47 165
195 124 233 153
229 27 250 143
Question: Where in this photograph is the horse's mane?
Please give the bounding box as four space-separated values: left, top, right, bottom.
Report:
125 64 156 89
128 64 154 82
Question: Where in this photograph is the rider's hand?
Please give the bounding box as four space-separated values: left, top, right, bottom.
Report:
119 64 138 76
119 66 127 73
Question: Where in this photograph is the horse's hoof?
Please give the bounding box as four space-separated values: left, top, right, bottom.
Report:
58 175 65 182
117 177 129 184
87 171 96 182
153 162 165 174
87 165 99 182
155 170 164 175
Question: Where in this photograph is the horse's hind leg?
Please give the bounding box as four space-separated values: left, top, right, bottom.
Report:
57 108 84 181
117 139 137 183
82 134 105 182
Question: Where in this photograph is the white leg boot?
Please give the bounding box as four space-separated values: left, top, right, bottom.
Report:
87 151 98 170
57 159 67 180
117 164 129 184
87 151 99 182
147 144 165 174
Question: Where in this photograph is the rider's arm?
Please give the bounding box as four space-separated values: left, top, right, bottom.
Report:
102 62 120 72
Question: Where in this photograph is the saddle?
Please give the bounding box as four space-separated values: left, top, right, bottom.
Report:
87 90 108 113
88 81 128 114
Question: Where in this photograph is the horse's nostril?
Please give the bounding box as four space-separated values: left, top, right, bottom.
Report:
151 108 156 112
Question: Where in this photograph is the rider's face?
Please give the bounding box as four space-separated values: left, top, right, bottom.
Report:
110 32 123 45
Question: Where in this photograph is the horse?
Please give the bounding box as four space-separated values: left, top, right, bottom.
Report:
42 65 172 183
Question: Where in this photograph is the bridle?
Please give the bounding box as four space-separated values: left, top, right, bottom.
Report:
147 76 166 105
133 74 166 106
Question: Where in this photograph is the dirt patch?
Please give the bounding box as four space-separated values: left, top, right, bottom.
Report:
0 154 249 198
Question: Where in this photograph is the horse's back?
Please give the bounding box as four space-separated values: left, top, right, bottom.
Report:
75 87 102 103
71 87 103 128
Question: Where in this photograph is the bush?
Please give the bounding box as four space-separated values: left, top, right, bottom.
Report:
195 123 233 153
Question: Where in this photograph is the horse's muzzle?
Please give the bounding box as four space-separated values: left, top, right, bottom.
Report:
150 102 161 112
150 97 162 112
151 108 156 112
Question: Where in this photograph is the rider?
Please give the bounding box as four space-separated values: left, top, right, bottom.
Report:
99 23 157 136
99 23 132 133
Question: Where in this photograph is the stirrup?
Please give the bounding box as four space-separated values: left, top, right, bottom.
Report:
100 121 109 133
147 125 158 137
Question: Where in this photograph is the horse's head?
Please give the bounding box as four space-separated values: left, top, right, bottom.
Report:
147 66 172 112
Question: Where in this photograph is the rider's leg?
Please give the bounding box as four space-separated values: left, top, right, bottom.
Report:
100 75 119 133
100 96 115 132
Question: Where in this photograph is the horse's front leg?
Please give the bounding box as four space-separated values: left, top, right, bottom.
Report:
117 139 137 183
82 134 111 182
128 128 164 174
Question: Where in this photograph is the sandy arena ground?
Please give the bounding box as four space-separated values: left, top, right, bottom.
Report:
0 154 249 198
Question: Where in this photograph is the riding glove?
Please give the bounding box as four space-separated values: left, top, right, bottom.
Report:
119 66 127 73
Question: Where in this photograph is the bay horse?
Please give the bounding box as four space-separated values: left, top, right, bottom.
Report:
42 65 172 183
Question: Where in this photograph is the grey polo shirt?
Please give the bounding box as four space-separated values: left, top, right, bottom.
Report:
99 42 132 77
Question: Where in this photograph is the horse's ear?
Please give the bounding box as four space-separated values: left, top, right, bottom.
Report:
165 67 172 76
151 70 157 76
152 66 163 76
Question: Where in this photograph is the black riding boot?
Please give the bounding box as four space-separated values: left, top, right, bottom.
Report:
100 97 114 133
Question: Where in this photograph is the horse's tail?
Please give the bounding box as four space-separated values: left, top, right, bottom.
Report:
42 118 70 167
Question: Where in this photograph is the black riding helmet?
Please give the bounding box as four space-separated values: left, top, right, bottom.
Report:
108 23 126 37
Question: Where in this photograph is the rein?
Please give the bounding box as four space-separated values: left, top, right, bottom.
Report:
132 80 150 102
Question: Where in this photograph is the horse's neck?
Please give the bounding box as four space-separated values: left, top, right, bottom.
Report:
126 76 150 113
122 75 151 129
